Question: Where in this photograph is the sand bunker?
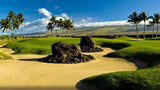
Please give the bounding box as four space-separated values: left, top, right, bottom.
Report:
0 45 137 90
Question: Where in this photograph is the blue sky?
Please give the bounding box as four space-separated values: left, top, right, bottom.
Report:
0 0 160 34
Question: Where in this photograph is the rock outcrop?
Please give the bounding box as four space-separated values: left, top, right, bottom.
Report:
79 36 103 52
40 42 94 63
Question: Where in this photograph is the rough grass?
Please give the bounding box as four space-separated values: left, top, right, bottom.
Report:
0 51 12 60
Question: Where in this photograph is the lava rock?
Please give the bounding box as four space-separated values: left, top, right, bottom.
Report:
79 36 95 48
51 41 81 57
40 41 95 64
79 36 103 52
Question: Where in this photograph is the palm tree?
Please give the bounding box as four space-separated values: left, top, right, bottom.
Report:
57 18 64 28
128 12 141 38
0 18 12 40
64 19 73 30
154 13 160 37
12 16 20 38
49 16 57 36
7 11 15 21
7 11 15 38
139 12 149 39
63 19 74 36
47 22 54 36
17 13 25 37
57 18 64 35
148 16 156 38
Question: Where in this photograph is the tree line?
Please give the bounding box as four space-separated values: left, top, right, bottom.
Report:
128 12 160 38
0 11 25 40
47 16 74 36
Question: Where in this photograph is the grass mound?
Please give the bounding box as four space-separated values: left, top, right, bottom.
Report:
81 69 160 90
79 37 160 89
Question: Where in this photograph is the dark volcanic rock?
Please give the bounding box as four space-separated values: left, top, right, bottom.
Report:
79 36 95 48
79 36 103 52
40 42 94 64
51 41 81 57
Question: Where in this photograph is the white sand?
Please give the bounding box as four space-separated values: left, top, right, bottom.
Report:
0 46 137 90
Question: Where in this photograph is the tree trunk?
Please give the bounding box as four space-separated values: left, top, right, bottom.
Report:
56 30 57 36
135 24 139 38
7 31 11 41
143 21 145 39
51 30 52 36
72 30 73 36
21 24 24 38
67 30 68 36
156 23 159 38
15 29 17 39
152 25 154 38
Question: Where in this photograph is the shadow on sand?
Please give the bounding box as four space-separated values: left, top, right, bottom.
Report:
18 58 41 61
76 81 99 90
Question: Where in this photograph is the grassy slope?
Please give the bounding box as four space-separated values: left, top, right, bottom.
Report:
81 37 160 90
4 37 160 89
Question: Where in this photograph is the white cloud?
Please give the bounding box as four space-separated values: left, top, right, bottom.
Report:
24 8 52 30
24 18 49 30
62 13 70 19
24 8 71 31
87 17 92 20
81 19 86 22
38 8 52 18
74 20 130 28
74 20 151 28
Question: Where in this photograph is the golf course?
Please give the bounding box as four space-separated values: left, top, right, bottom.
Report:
0 0 160 89
0 37 158 90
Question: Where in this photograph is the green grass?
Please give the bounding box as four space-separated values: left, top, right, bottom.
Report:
0 40 12 60
0 51 12 60
82 69 160 90
4 37 160 89
80 37 160 90
5 37 81 55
